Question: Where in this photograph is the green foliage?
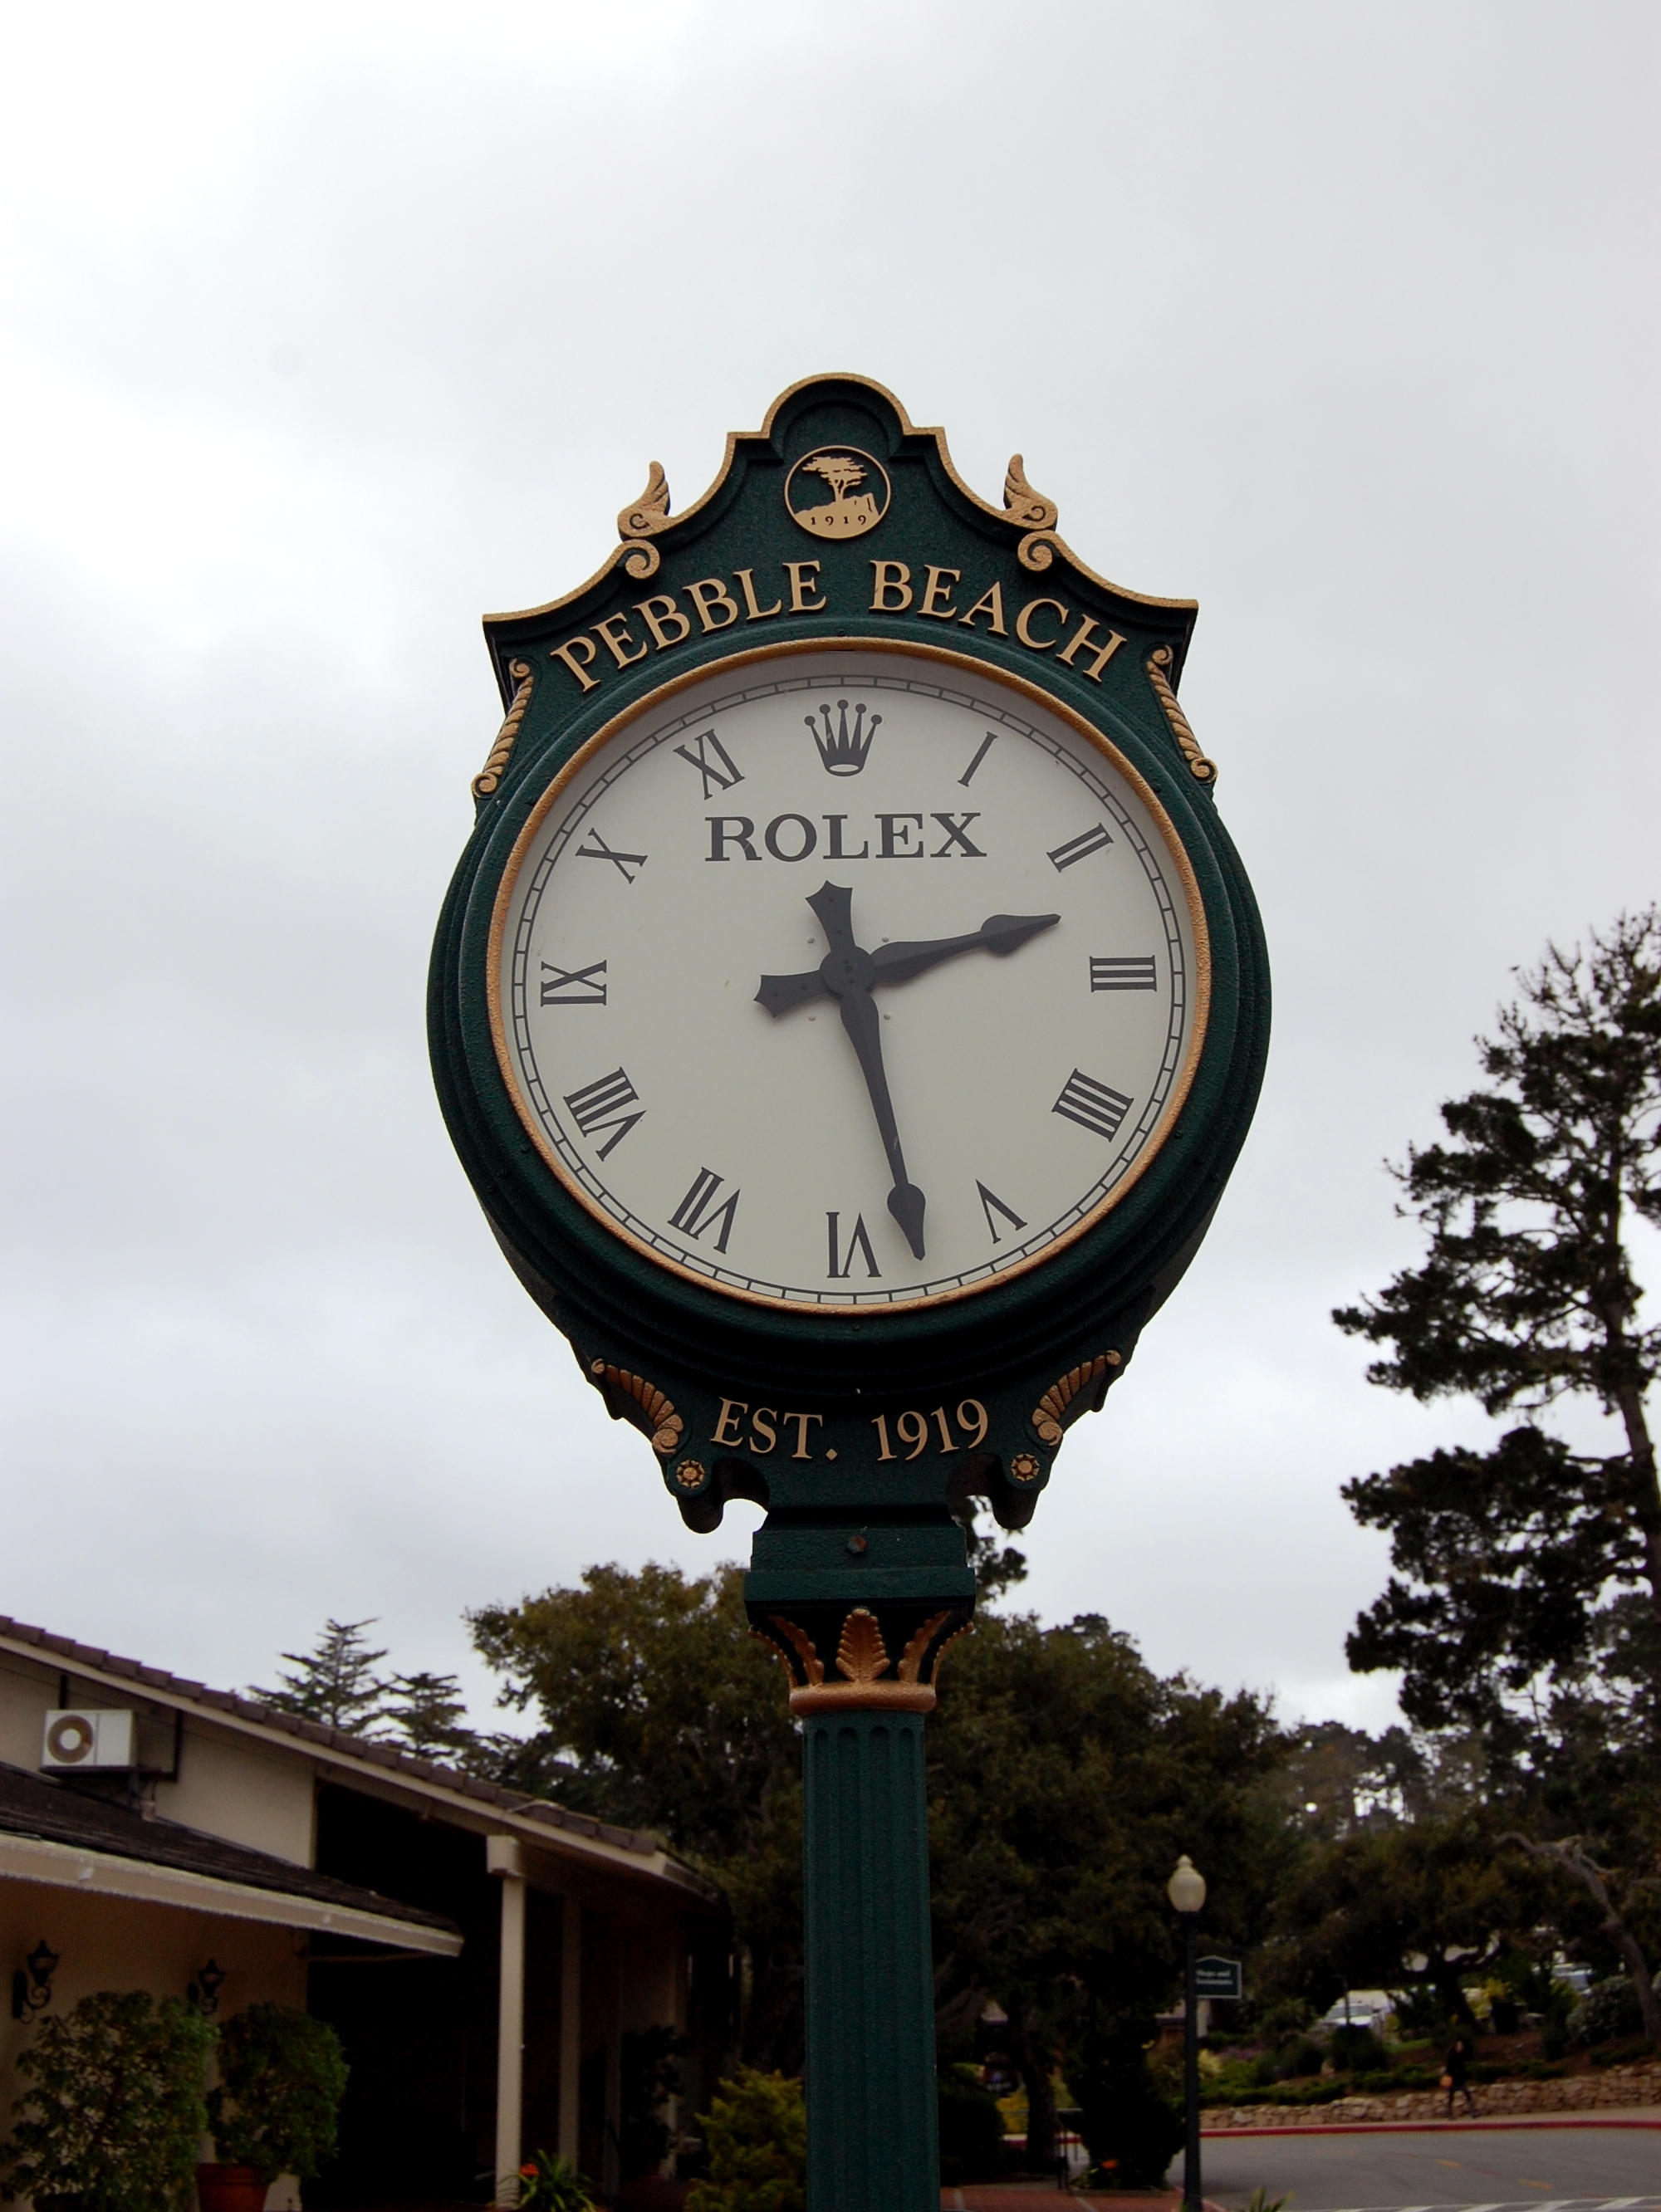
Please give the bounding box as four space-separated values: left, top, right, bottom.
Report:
936 2063 1005 2185
1569 1974 1654 2048
472 1561 806 2067
620 2024 688 2181
0 1989 214 2211
251 1620 495 1768
1589 2035 1657 2068
684 2069 806 2212
1269 1809 1551 2024
1245 2190 1291 2212
380 1667 483 1761
1333 913 1661 2038
1074 2016 1183 2189
252 1616 391 1731
1334 913 1661 1745
515 2149 598 2210
205 2003 347 2185
1327 2024 1386 2071
925 1604 1287 2151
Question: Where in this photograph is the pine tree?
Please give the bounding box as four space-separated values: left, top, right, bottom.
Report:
1335 909 1661 2032
381 1669 481 1764
252 1618 391 1734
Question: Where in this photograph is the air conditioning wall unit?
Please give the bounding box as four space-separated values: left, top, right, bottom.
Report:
42 1709 137 1771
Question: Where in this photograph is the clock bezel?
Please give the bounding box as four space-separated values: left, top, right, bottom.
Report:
484 633 1212 1317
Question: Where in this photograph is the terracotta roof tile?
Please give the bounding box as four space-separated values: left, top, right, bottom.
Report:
0 1612 711 1892
0 1762 458 1934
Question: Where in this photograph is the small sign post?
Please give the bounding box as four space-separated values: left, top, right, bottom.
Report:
1194 1956 1243 2002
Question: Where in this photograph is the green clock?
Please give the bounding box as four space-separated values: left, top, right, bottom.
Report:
431 376 1267 1532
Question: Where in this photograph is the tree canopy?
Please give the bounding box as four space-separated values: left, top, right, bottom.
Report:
1335 909 1661 2033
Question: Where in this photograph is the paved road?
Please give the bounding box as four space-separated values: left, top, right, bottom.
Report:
1190 2121 1659 2211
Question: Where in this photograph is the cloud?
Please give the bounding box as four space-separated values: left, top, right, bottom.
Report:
2 0 1655 1729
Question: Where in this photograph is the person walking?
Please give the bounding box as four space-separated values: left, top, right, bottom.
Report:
1442 2033 1477 2118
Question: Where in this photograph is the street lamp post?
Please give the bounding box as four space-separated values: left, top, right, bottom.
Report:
1168 1855 1207 2212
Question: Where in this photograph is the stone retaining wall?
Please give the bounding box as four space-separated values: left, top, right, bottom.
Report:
1203 2062 1661 2128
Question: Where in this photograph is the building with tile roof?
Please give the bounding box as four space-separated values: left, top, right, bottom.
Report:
0 1613 728 2206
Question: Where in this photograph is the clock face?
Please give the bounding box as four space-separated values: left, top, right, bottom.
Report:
490 642 1207 1312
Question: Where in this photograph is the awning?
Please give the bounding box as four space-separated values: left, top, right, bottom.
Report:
0 1830 463 1955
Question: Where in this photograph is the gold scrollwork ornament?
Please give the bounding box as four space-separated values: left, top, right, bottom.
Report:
589 1360 684 1456
616 461 672 579
1031 1353 1122 1446
471 660 534 799
1004 452 1065 572
1146 645 1218 784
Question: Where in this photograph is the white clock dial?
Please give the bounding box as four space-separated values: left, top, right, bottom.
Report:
490 643 1207 1311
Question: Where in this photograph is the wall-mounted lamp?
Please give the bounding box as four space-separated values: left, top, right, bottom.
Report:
188 1959 227 2016
12 1940 61 2022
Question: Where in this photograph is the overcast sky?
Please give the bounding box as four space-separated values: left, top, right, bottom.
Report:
3 2 1656 1745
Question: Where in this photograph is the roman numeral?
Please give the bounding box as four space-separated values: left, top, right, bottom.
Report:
826 1211 881 1279
975 1181 1027 1243
669 1167 740 1253
562 1068 643 1158
576 830 648 884
1051 1069 1134 1142
540 958 608 1006
673 727 744 799
958 732 998 787
1090 956 1156 991
1047 822 1114 872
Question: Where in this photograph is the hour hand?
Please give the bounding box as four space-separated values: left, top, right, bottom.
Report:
757 911 1059 1017
756 969 826 1017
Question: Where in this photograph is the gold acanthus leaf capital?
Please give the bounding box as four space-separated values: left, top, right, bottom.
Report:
896 1612 954 1684
767 1615 825 1686
471 660 534 800
835 1608 891 1685
1032 1353 1122 1446
1003 453 1059 532
1146 646 1218 785
589 1361 684 1456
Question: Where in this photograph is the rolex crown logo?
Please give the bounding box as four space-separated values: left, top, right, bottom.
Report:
806 699 881 777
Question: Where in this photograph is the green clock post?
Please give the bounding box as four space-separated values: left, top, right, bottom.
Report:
430 376 1268 2210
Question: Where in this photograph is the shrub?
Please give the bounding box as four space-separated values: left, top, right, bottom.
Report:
1076 2032 1183 2190
1283 2036 1325 2078
685 2068 805 2212
206 2003 348 2185
1255 1999 1314 2043
1590 2036 1658 2069
937 2063 1005 2185
1567 1976 1653 2050
1328 2024 1386 2072
0 1989 214 2211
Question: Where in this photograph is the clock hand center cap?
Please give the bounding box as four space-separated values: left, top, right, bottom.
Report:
817 945 876 997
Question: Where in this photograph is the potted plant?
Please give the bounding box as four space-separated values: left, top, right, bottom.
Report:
514 2151 597 2210
0 1988 214 2211
200 2004 348 2211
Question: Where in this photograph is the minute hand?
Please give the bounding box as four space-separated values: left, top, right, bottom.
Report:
756 910 1058 1016
870 910 1060 985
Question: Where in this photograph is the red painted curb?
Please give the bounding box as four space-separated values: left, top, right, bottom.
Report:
1202 2112 1661 2138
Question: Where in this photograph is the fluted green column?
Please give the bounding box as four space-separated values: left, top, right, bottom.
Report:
745 1509 975 2212
801 1706 938 2212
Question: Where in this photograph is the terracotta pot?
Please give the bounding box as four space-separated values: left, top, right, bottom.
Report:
196 2165 267 2212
